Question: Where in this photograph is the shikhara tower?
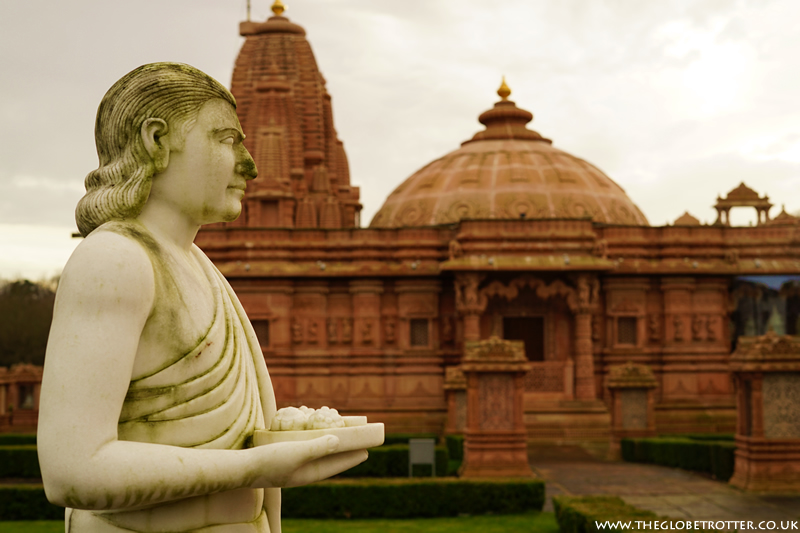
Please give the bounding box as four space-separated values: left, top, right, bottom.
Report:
212 0 361 230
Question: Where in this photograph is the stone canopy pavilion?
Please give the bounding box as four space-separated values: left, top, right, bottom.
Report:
194 2 800 450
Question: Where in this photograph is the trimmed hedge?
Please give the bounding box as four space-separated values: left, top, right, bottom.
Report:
383 433 439 446
0 445 41 478
0 433 37 445
445 434 464 461
553 495 657 533
621 437 735 481
284 478 545 518
339 444 449 477
554 495 735 533
0 479 544 521
680 433 735 442
0 486 63 521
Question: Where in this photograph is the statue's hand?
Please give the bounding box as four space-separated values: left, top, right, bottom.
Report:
250 436 368 488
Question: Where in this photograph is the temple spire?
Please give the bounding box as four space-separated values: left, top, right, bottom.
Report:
497 76 511 101
271 0 286 16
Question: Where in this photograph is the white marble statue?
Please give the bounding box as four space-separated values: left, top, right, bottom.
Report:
37 63 368 532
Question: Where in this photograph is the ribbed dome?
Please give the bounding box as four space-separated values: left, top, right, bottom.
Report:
369 82 648 228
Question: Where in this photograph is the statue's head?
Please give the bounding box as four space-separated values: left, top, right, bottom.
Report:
76 62 237 237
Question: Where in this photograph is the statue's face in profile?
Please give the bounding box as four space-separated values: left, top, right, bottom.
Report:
157 98 257 225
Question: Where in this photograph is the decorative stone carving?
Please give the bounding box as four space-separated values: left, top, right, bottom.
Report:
730 332 800 491
307 321 318 344
37 62 368 532
384 317 396 344
291 318 304 344
341 318 353 344
762 374 800 438
673 315 684 342
706 315 718 342
361 322 373 345
648 315 660 342
455 273 486 315
448 239 463 260
593 238 609 259
326 318 337 344
691 314 705 341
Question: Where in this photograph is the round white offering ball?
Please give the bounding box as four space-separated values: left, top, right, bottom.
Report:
307 406 345 429
270 406 308 431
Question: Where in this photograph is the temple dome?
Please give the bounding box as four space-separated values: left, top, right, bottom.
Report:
369 80 648 228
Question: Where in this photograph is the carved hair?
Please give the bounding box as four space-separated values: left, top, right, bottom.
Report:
75 62 236 236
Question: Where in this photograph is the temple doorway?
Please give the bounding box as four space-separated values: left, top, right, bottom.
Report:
503 316 545 362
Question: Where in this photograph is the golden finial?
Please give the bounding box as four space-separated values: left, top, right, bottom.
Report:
271 0 286 16
497 76 511 101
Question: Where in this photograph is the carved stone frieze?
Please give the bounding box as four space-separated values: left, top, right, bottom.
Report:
443 366 467 390
307 321 318 344
606 361 658 389
326 318 337 344
763 373 800 439
692 314 705 341
478 374 515 431
291 318 303 344
384 317 396 344
341 318 353 344
648 315 660 342
673 315 684 342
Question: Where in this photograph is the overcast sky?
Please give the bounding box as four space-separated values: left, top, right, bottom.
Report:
1 0 799 280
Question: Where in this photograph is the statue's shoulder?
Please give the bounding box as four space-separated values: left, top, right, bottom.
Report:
62 220 156 299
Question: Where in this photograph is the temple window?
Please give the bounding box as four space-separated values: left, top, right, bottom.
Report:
252 319 271 347
617 317 637 345
410 319 429 347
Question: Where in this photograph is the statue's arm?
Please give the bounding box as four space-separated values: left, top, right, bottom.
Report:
37 232 366 511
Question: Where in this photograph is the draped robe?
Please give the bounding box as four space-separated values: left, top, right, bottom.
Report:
67 221 274 532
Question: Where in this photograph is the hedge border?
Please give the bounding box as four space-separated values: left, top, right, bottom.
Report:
284 478 545 518
553 495 735 533
0 445 41 478
620 437 735 481
553 495 656 533
0 486 63 521
0 479 545 521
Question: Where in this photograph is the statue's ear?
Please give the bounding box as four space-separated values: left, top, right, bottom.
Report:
140 118 170 173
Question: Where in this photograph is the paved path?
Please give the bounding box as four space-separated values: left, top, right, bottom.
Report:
531 451 800 522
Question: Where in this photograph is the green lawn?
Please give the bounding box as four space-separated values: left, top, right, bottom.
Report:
0 512 559 533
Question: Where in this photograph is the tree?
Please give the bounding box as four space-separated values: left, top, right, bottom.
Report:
0 279 56 367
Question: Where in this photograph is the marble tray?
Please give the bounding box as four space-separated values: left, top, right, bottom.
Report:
253 419 384 451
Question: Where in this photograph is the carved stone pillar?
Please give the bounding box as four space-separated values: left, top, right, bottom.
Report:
729 333 800 492
460 337 533 478
572 275 599 400
605 362 658 459
455 273 486 343
443 366 467 435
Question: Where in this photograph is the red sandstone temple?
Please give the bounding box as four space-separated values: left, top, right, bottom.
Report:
192 3 800 450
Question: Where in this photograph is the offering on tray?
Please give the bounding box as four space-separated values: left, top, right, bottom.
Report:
256 406 384 450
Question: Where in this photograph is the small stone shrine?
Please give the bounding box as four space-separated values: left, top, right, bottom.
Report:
605 361 658 458
729 332 800 491
459 337 533 477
